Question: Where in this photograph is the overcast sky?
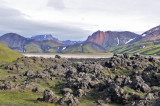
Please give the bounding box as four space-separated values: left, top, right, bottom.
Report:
0 0 159 40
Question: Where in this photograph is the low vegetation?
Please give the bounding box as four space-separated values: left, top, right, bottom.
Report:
0 43 23 64
0 53 159 105
61 42 106 54
111 39 160 55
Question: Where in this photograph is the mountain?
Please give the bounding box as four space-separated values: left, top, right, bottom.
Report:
31 35 83 45
0 33 64 53
86 31 140 49
30 34 62 43
0 43 23 64
129 25 160 44
0 33 107 54
110 39 160 55
0 33 27 52
61 42 106 54
111 25 160 55
62 40 84 45
24 40 64 53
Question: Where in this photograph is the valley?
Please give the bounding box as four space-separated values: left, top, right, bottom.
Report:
1 0 160 105
1 25 160 56
1 25 160 105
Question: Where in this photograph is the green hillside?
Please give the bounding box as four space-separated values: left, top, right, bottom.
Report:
61 42 106 54
111 39 160 55
24 40 64 53
0 43 23 64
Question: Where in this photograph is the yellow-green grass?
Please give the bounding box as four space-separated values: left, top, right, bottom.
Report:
111 39 160 55
24 43 42 53
123 86 147 98
0 90 54 106
0 43 23 64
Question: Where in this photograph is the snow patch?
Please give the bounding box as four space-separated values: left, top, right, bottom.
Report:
44 35 47 38
117 37 120 45
154 28 159 31
142 34 147 37
23 50 26 53
143 46 145 48
125 38 136 44
62 47 66 50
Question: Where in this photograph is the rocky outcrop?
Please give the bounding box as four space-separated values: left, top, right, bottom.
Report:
37 89 59 103
2 53 160 105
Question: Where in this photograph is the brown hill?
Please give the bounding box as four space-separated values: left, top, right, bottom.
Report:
86 31 140 49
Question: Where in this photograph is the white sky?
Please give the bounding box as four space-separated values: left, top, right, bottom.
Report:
0 0 159 40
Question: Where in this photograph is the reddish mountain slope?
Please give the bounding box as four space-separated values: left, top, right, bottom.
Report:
86 31 140 49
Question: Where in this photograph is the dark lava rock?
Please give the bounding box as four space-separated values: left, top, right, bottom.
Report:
38 89 59 103
131 76 151 93
60 88 73 94
3 81 14 90
55 55 61 59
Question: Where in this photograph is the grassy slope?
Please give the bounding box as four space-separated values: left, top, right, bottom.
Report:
24 43 42 53
61 42 106 54
111 39 160 55
0 90 54 106
24 40 64 53
0 43 23 64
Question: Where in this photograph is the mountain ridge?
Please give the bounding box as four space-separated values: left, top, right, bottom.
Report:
1 25 160 54
86 30 140 49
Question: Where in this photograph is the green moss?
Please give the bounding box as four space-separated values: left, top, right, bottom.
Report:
123 86 146 98
79 95 97 106
103 68 132 76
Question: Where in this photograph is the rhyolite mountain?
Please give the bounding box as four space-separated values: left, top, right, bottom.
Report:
0 33 103 54
111 25 160 55
128 25 160 44
1 25 160 54
86 31 140 49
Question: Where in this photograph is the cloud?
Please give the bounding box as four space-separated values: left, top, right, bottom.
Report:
0 0 160 40
0 5 90 40
47 0 65 10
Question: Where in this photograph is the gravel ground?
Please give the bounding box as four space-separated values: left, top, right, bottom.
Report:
23 53 113 58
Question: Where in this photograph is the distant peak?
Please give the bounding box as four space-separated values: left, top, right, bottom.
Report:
1 33 25 38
